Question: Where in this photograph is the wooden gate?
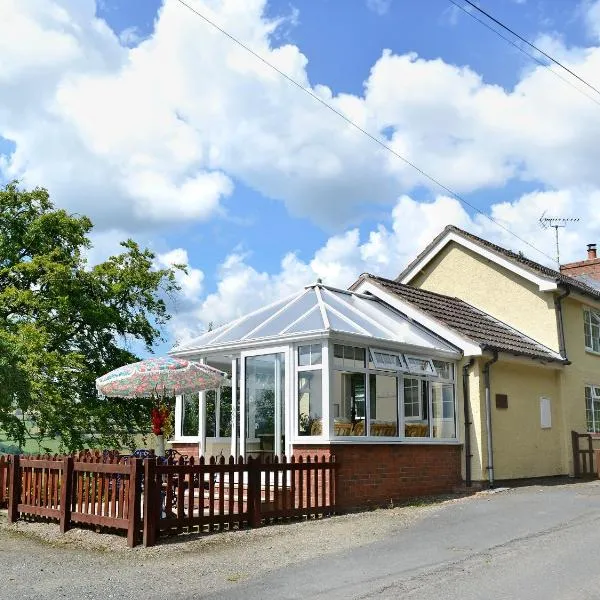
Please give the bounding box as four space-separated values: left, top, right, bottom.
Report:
572 430 595 477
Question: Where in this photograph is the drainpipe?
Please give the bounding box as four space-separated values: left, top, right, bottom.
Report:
483 351 499 488
462 358 475 487
554 285 570 360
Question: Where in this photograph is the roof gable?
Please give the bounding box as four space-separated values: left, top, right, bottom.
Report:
398 225 600 302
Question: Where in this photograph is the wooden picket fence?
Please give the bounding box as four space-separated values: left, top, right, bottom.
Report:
143 454 337 546
0 455 9 507
4 452 338 548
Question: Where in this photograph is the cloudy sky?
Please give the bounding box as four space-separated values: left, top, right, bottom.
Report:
2 0 600 352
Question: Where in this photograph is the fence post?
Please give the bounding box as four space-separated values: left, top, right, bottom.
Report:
7 455 21 524
127 458 142 548
143 458 157 547
248 457 262 528
59 456 74 533
572 431 581 478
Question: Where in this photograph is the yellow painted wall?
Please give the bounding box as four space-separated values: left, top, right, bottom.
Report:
411 243 560 352
463 358 486 482
483 360 564 479
557 296 600 473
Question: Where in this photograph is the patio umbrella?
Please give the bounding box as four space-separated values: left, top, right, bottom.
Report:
96 356 226 398
96 356 226 456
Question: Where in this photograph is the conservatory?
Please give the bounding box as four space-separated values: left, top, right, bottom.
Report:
169 282 462 460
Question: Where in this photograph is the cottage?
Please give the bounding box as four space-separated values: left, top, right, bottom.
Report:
169 226 600 505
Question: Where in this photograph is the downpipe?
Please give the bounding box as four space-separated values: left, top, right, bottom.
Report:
554 286 570 361
483 352 499 488
462 358 475 487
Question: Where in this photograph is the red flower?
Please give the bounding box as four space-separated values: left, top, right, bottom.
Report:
151 406 169 435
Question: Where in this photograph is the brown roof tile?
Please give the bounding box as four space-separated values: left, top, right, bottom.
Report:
358 274 565 363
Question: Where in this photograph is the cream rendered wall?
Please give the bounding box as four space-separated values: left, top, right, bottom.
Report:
482 360 564 479
464 359 486 482
411 243 560 352
558 296 600 473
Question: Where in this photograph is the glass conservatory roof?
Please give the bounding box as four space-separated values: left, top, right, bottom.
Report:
171 283 459 355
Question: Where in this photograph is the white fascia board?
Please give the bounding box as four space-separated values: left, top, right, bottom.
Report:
355 280 483 357
400 232 558 293
169 331 330 358
494 352 565 370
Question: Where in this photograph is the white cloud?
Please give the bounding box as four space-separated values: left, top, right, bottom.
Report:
118 26 142 47
2 0 600 234
366 0 392 16
169 185 600 343
585 0 600 41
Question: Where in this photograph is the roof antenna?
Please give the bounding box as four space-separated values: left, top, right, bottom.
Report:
539 212 580 268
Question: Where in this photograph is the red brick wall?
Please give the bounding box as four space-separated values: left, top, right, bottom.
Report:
293 443 461 509
168 441 200 459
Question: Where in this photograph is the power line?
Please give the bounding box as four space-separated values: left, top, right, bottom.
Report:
448 0 600 109
173 0 557 264
461 0 600 98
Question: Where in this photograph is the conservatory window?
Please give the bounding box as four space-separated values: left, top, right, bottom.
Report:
298 371 323 436
298 343 322 367
333 344 366 370
205 388 233 438
431 382 456 439
332 371 366 436
369 349 405 371
369 373 398 436
404 378 431 438
432 360 454 381
181 393 200 437
297 344 323 437
405 356 436 376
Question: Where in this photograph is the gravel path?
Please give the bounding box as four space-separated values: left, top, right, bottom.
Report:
0 497 463 599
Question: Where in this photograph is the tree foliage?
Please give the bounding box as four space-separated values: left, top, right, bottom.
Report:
0 182 183 452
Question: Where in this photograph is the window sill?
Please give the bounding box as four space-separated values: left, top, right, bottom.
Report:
584 348 600 357
292 437 461 445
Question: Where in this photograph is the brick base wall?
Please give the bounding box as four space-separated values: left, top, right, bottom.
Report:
293 443 461 509
168 441 200 459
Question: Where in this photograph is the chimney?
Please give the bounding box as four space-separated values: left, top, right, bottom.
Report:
560 242 600 281
588 244 597 261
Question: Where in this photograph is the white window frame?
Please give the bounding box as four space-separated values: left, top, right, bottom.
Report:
405 355 437 376
295 341 326 439
402 377 423 421
174 392 201 442
369 348 406 371
585 385 600 434
240 345 292 459
584 308 600 353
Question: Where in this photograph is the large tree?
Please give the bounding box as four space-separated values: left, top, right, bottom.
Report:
0 182 183 452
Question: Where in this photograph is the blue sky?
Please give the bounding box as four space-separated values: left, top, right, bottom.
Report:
2 0 600 351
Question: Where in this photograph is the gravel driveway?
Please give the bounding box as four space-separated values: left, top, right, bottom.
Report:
0 496 444 599
4 480 598 600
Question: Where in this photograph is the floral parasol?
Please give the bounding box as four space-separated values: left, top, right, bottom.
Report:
96 356 226 399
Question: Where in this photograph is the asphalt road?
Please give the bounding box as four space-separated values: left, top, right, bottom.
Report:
206 481 600 600
3 480 600 599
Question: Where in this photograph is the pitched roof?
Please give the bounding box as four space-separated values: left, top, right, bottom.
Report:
397 225 600 301
354 274 565 363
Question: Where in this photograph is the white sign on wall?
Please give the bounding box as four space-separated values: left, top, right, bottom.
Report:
540 397 552 429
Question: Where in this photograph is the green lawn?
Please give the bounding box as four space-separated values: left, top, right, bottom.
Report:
0 424 153 455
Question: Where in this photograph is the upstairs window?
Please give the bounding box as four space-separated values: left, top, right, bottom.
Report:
584 309 600 353
586 385 600 434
